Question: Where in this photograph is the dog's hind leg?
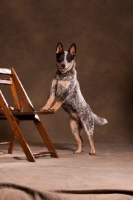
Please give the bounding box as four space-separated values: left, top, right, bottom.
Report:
70 116 83 154
87 135 95 156
81 119 96 155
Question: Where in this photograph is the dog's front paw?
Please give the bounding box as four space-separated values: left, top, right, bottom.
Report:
48 108 55 112
50 107 56 112
40 106 49 112
40 107 55 113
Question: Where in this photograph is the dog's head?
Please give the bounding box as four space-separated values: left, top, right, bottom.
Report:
56 42 76 74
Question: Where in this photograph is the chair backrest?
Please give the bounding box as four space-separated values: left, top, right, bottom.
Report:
0 68 20 111
0 67 35 112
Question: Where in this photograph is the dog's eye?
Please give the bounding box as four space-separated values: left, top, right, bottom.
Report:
66 54 73 62
67 58 71 62
59 55 64 62
56 53 64 63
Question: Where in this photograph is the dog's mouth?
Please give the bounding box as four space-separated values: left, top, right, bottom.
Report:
60 68 68 73
56 61 73 74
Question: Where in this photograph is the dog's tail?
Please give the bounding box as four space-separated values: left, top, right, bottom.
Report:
92 112 108 125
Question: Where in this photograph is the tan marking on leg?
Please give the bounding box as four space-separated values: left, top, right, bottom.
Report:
51 79 57 87
81 119 96 155
70 116 82 154
40 79 57 111
51 101 62 112
41 93 55 111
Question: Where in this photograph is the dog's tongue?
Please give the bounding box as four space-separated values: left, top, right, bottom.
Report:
61 68 66 72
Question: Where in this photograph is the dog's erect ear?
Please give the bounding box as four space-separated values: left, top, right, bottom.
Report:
68 43 76 56
56 42 63 53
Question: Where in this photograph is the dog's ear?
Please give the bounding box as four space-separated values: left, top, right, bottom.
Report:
56 42 63 53
68 43 76 56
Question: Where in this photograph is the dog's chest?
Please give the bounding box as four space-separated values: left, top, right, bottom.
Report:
55 75 73 97
55 78 68 96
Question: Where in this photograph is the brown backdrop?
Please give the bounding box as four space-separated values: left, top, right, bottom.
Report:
0 0 133 144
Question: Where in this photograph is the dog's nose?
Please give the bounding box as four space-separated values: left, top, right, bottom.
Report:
61 64 65 68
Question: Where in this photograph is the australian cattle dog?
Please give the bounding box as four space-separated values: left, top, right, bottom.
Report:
40 42 108 155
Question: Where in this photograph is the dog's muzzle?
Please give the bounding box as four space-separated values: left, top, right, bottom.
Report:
60 63 69 73
61 64 66 68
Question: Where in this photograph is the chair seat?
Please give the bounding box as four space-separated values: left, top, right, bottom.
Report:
0 110 54 120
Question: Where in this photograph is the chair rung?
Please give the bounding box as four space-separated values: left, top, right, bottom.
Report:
33 151 52 157
0 142 10 145
0 68 12 75
12 110 54 115
0 78 12 85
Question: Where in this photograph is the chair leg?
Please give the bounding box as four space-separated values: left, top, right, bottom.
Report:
8 120 19 154
34 118 59 158
0 92 35 162
8 132 16 154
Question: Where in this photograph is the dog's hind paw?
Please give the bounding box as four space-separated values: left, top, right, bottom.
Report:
73 150 81 154
89 152 96 156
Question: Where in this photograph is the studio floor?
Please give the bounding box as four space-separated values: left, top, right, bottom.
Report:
0 142 133 200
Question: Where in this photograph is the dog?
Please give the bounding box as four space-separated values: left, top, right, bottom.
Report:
40 42 108 155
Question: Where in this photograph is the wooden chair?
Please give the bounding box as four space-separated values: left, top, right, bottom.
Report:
0 67 59 162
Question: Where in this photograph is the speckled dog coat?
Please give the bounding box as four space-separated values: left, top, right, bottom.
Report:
41 43 108 154
55 63 107 135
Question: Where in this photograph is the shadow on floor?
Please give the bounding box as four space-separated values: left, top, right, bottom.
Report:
0 183 133 200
